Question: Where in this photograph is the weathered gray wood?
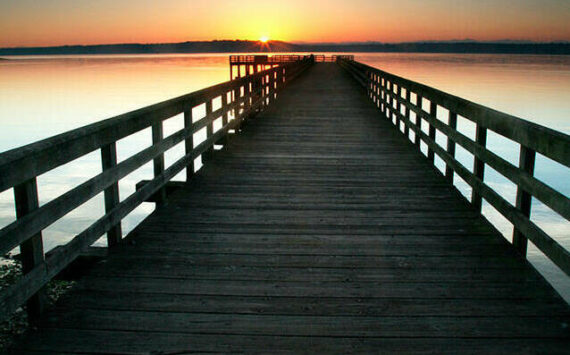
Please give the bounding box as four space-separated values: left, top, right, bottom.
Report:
183 109 194 180
0 59 313 323
202 100 214 162
13 178 46 320
400 97 569 221
404 87 411 138
341 58 570 274
383 101 570 275
0 62 309 194
427 101 437 162
446 111 458 182
10 62 570 354
340 60 570 168
151 122 166 206
513 145 536 255
100 143 122 246
472 124 487 212
414 93 423 146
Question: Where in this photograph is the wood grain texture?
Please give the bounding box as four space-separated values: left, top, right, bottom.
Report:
13 63 570 354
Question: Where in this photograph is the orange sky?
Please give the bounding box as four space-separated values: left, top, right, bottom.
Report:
1 0 569 47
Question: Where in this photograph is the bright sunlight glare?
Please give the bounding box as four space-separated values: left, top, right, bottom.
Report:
259 36 269 43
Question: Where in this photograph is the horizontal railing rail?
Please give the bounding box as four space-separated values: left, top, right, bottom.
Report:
0 57 313 321
338 58 570 277
230 54 354 64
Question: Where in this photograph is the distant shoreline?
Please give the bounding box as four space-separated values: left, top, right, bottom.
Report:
1 40 569 55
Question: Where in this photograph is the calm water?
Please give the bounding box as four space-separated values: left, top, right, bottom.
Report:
1 53 569 301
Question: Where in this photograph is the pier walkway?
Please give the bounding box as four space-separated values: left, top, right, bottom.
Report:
6 62 570 353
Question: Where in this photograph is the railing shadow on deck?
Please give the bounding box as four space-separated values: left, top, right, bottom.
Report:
338 58 570 280
0 57 313 322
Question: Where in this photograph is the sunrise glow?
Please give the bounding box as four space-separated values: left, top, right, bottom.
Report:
259 36 269 43
1 0 569 47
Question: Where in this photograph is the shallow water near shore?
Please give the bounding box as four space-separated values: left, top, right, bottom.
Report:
0 53 568 302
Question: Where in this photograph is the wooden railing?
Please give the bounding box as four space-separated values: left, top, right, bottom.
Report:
230 54 354 64
338 58 570 276
0 57 313 321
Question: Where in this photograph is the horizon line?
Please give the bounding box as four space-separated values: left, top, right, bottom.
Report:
2 38 570 50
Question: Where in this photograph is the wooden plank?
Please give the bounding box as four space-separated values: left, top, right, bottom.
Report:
39 309 570 338
19 329 570 354
59 291 568 317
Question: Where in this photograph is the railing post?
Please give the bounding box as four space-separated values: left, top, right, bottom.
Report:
404 88 411 139
151 122 166 206
233 85 241 132
427 101 437 163
184 109 194 181
472 124 488 212
415 94 423 147
222 93 229 126
387 81 393 121
445 112 458 183
380 78 385 114
396 85 402 131
14 178 46 321
101 142 122 246
202 99 214 163
513 146 536 256
217 93 229 147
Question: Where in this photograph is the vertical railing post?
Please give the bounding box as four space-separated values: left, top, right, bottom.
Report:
233 84 241 132
151 122 166 206
404 88 411 139
217 93 229 147
367 72 372 99
396 85 402 131
427 101 437 163
14 178 46 321
253 65 259 114
472 124 488 212
415 95 423 147
512 146 536 256
101 142 122 246
203 99 214 162
445 112 458 183
386 81 394 122
380 78 385 114
222 92 229 127
184 109 194 181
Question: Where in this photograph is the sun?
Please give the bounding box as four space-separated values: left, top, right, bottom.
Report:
259 36 269 43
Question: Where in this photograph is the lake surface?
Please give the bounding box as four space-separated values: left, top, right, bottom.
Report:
1 53 569 302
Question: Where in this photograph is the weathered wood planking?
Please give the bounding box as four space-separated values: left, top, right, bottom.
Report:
14 64 570 353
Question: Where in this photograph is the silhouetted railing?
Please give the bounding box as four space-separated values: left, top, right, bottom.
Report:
0 57 312 321
339 58 570 276
230 54 354 79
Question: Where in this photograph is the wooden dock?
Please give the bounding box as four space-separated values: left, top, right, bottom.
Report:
10 63 569 353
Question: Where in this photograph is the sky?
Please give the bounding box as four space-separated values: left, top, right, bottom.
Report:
1 0 569 47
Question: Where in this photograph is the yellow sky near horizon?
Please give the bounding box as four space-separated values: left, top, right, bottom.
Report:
1 0 569 47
